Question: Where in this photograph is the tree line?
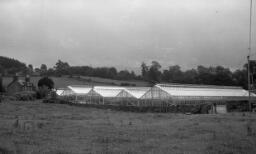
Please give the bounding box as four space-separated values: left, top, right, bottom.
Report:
141 61 248 89
35 60 249 89
40 60 138 80
0 56 251 89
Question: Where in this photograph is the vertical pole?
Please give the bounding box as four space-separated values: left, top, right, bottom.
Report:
248 56 252 111
247 0 253 112
90 94 92 104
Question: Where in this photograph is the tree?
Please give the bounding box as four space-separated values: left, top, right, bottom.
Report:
28 64 33 71
117 70 131 80
196 65 213 84
213 66 233 85
162 65 183 83
183 69 198 84
54 60 70 70
40 64 47 71
54 60 70 75
27 64 34 74
38 77 54 89
233 69 247 89
141 62 149 80
37 77 54 98
40 64 47 75
0 73 3 92
0 65 4 76
148 61 162 83
0 56 27 75
108 67 118 79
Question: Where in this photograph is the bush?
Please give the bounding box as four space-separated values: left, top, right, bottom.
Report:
37 77 54 98
226 101 249 112
14 91 36 101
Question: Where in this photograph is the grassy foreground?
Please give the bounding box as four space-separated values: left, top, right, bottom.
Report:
0 101 256 154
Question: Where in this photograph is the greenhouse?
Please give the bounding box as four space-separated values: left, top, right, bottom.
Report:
56 89 65 96
117 87 150 99
56 87 74 96
56 83 255 109
116 87 151 106
88 86 125 105
67 85 92 95
140 84 256 104
64 85 93 104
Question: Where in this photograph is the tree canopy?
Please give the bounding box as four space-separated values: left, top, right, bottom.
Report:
0 56 252 90
0 56 27 75
38 77 54 89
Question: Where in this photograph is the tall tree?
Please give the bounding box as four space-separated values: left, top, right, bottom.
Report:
40 64 48 75
28 64 33 73
233 69 247 89
40 64 47 71
148 61 162 83
54 60 70 75
141 62 149 80
54 60 70 70
162 65 183 83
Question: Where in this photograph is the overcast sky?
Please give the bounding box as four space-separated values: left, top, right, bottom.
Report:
0 0 255 72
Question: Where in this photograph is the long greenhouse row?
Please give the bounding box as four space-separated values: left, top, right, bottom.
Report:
55 84 255 106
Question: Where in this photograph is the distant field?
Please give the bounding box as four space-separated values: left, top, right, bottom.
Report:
0 101 256 154
2 76 149 89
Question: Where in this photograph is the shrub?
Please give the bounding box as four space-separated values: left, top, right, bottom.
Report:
37 77 54 98
15 91 36 101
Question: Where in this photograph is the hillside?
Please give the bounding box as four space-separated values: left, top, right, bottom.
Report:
0 101 255 154
2 76 149 89
0 56 27 75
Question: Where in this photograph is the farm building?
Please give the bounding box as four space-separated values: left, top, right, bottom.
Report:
7 75 35 95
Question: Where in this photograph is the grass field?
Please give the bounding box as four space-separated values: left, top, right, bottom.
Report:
0 101 256 154
2 76 148 89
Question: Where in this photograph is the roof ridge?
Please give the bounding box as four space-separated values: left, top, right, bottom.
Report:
156 83 242 89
